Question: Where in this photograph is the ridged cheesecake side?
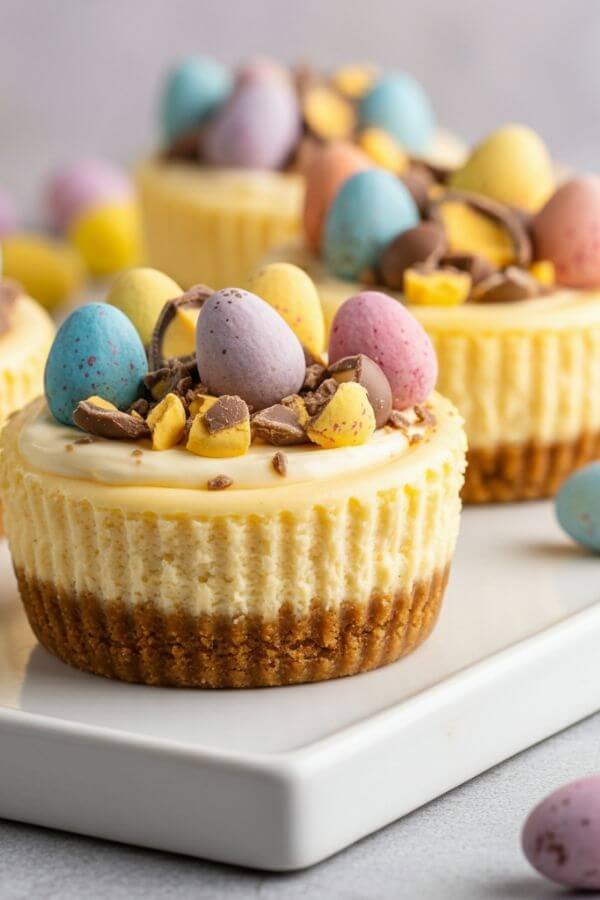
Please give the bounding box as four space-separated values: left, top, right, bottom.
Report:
1 395 466 687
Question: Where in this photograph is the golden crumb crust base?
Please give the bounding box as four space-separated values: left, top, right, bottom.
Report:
464 432 600 503
17 567 449 688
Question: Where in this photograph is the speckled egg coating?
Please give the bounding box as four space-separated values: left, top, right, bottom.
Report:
358 73 434 155
248 262 325 357
0 186 18 239
45 159 133 232
532 177 600 288
324 169 419 281
303 141 372 252
555 463 600 551
522 776 600 889
44 303 147 425
328 291 437 409
203 73 300 170
161 56 233 142
196 288 305 410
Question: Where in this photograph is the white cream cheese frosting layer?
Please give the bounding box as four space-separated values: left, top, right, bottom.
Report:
20 400 426 490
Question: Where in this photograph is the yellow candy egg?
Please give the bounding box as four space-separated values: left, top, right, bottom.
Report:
306 382 375 449
249 262 325 357
1 232 84 309
107 267 182 346
450 124 554 213
404 268 472 306
186 396 251 458
147 392 187 450
331 64 379 99
69 200 142 276
358 127 409 175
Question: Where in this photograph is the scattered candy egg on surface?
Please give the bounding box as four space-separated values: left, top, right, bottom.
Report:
522 775 600 890
358 73 435 155
555 463 600 551
44 302 147 425
203 70 300 170
449 124 554 213
324 169 419 281
161 56 233 141
248 262 325 357
45 159 133 232
196 288 305 411
303 141 372 252
68 200 141 276
329 290 437 409
107 267 182 346
531 177 600 288
0 187 19 238
306 382 375 448
1 232 84 309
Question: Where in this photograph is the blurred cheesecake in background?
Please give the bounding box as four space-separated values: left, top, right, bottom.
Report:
138 56 466 289
262 124 600 502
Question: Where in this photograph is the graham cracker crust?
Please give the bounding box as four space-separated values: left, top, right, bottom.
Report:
16 566 449 688
464 431 600 503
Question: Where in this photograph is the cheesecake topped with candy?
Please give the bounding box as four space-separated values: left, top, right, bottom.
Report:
0 266 465 687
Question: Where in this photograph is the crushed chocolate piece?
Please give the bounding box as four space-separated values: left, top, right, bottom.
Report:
129 398 150 418
73 436 96 445
207 474 233 491
203 395 249 434
388 410 412 430
440 253 496 286
64 443 74 453
409 432 424 445
73 400 151 441
303 363 327 392
328 354 393 428
470 267 542 303
148 283 213 370
414 405 437 427
252 404 307 446
131 448 143 457
144 358 198 402
272 451 288 476
380 222 447 290
161 126 203 162
303 378 338 417
430 190 533 268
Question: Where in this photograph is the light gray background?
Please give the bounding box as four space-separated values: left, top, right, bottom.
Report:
1 2 600 896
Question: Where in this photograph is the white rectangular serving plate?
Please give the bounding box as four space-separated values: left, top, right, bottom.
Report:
0 501 599 871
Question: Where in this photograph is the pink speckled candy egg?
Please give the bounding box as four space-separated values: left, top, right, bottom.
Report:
522 775 600 890
531 176 600 288
328 290 437 409
203 70 300 170
0 187 18 238
45 159 133 232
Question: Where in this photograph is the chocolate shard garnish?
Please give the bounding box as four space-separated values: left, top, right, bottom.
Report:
302 363 327 392
429 190 533 268
203 395 249 434
272 451 288 476
252 404 307 446
470 267 542 304
328 354 393 428
303 377 338 417
207 474 233 491
73 400 151 440
143 358 199 402
148 283 213 371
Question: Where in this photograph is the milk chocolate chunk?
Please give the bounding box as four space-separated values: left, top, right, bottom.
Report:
271 451 288 476
252 404 307 446
329 354 393 428
302 363 327 392
303 377 338 417
470 267 542 303
203 395 249 434
73 400 151 440
148 283 213 370
440 253 496 286
380 222 447 290
207 474 233 491
144 358 198 402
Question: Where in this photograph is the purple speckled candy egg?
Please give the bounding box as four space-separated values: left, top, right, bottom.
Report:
44 302 147 426
522 775 600 890
328 291 437 409
203 69 300 170
45 159 133 232
196 288 305 410
0 187 19 238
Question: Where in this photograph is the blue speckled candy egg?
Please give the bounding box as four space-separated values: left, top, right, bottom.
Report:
359 73 435 154
196 288 305 410
556 463 600 551
161 56 233 141
324 169 419 281
44 303 147 425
